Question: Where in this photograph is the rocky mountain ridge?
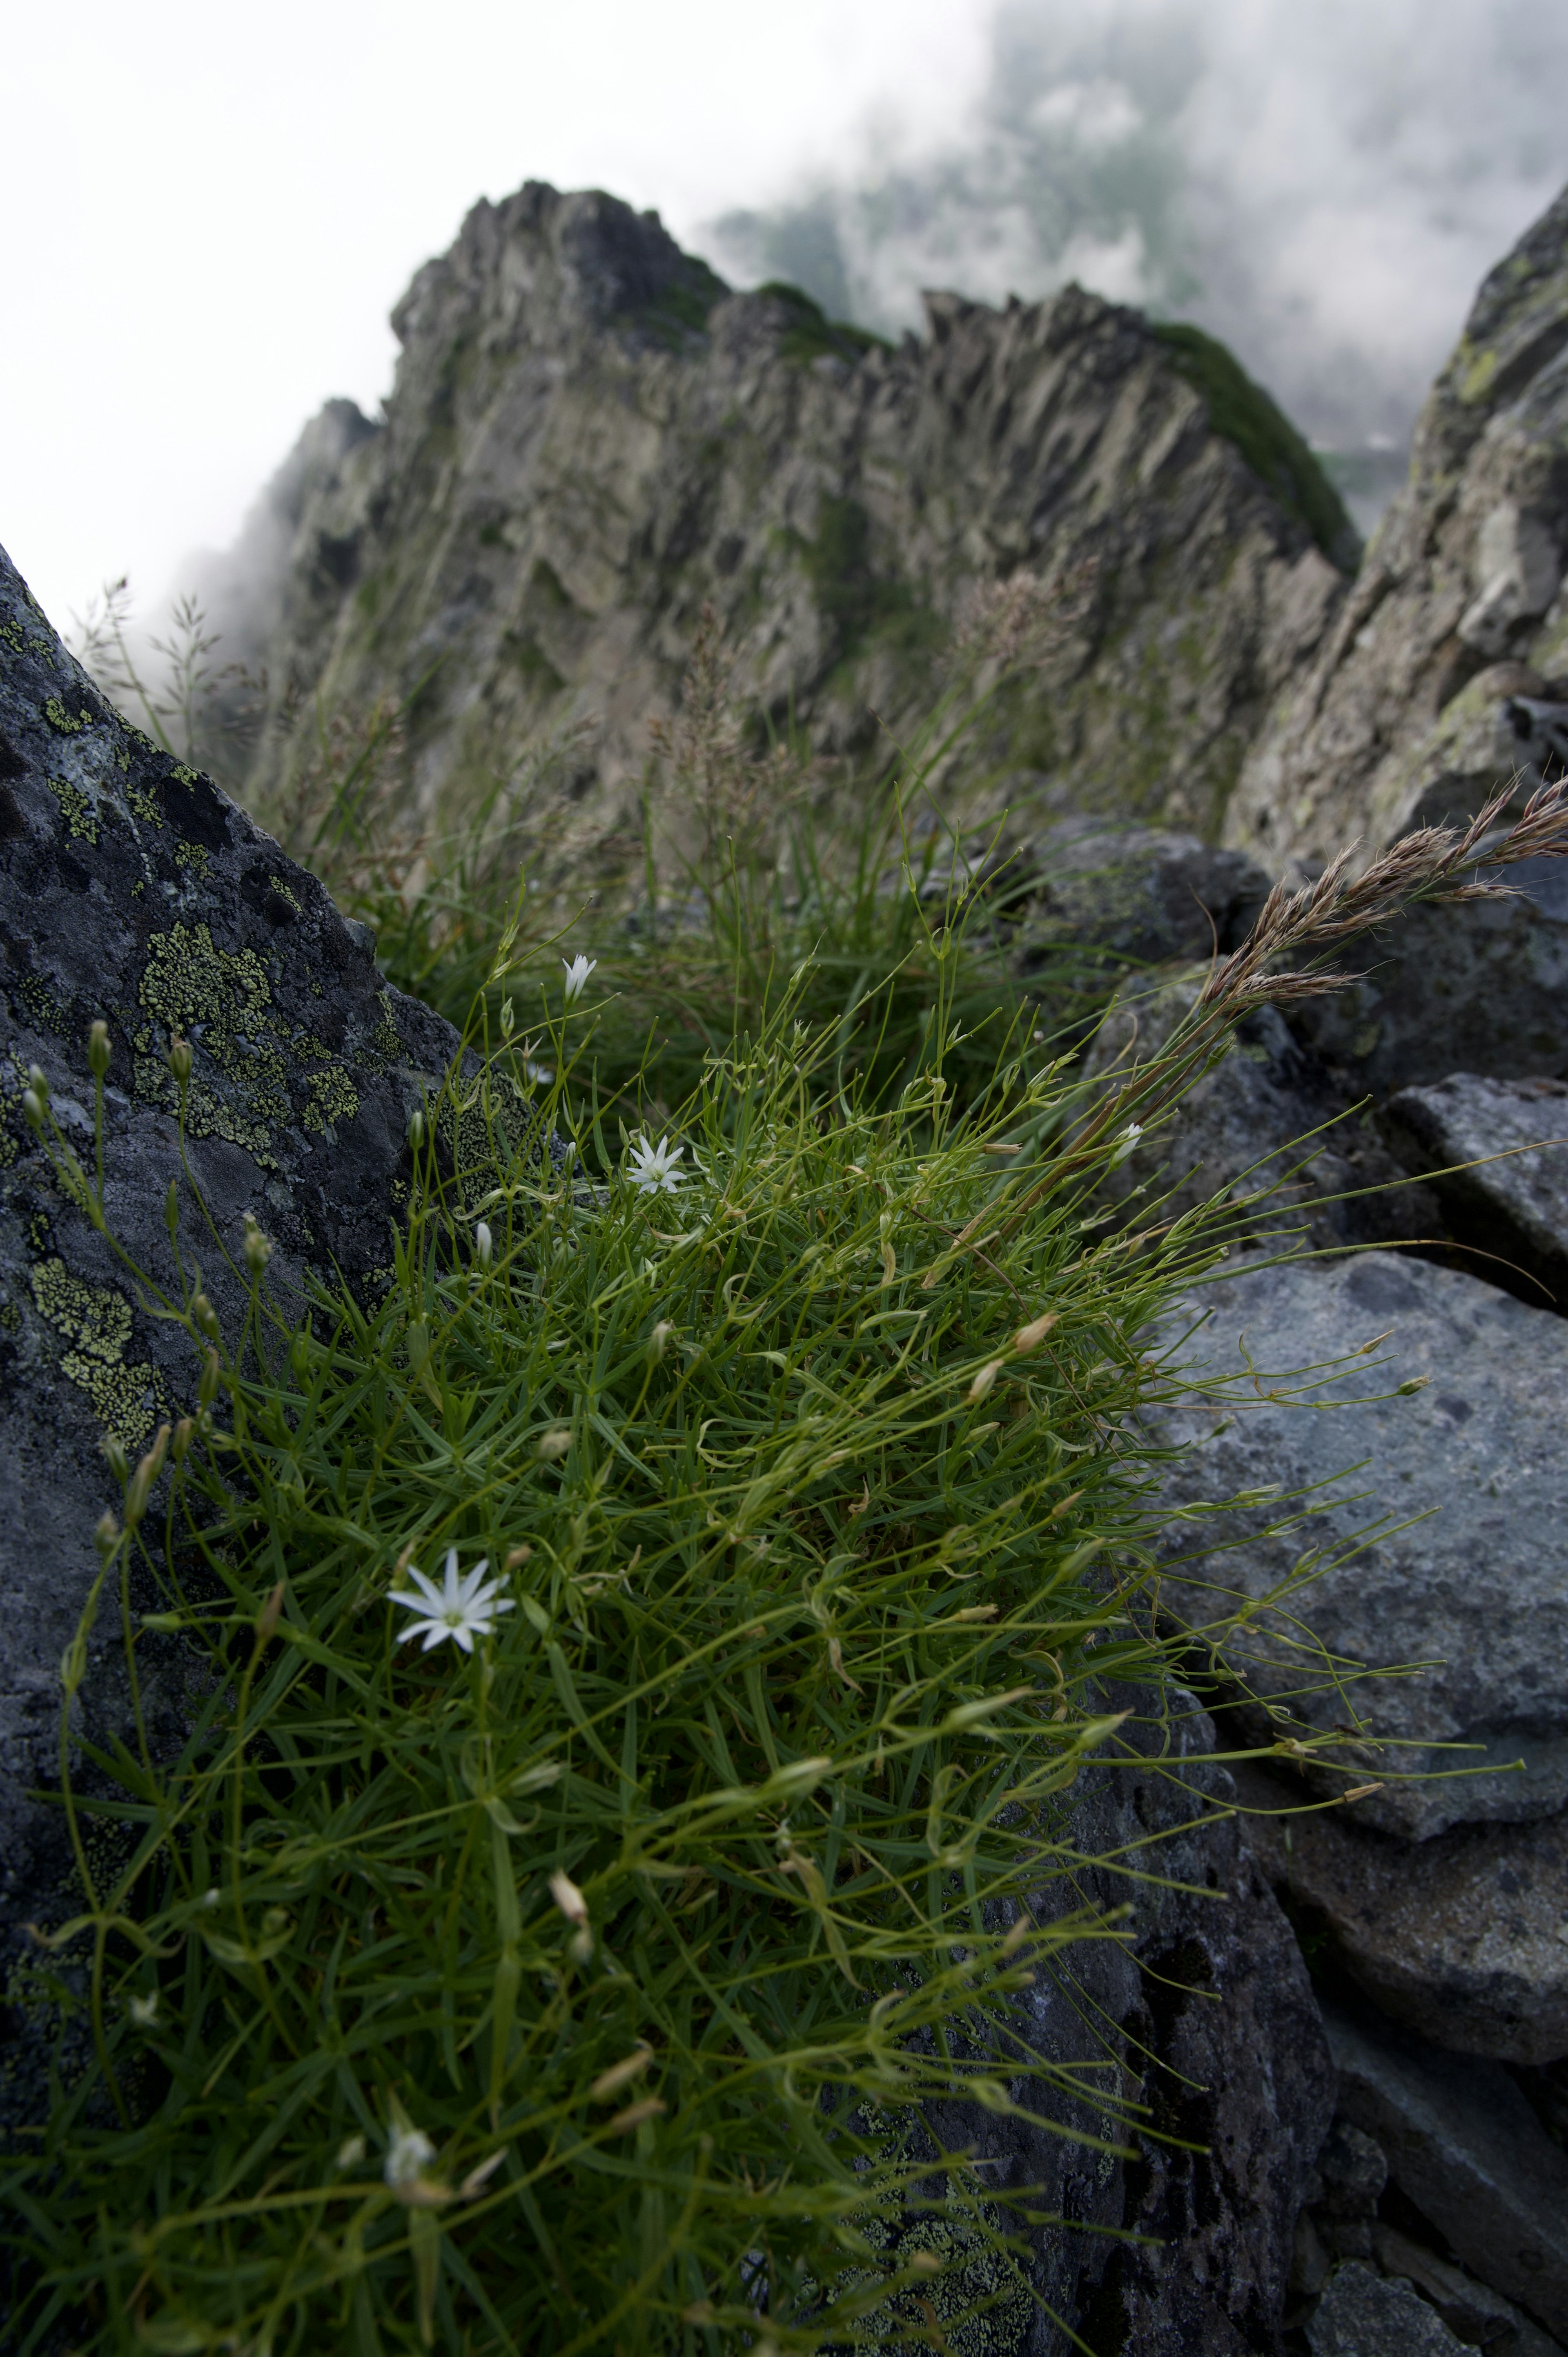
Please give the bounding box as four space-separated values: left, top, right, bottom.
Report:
200 181 1358 872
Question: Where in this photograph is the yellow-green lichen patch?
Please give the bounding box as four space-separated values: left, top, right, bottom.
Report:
133 1057 281 1167
175 841 209 877
30 1256 158 1449
43 697 94 734
0 1300 20 1331
292 1035 333 1065
139 923 272 1045
127 782 161 825
268 875 301 913
303 1066 360 1135
19 971 66 1036
47 776 98 844
170 764 199 786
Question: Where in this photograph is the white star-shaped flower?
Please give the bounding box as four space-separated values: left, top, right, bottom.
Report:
389 1549 515 1654
562 954 597 1003
384 2124 436 2192
626 1133 685 1195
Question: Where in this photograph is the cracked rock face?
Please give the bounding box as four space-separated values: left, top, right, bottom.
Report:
0 542 461 2027
1225 177 1568 880
199 180 1354 864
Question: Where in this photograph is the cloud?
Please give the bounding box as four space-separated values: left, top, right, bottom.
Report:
704 0 1568 508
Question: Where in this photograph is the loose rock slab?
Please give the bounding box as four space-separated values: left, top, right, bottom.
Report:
1327 2003 1568 2341
1382 1073 1568 1311
1308 2261 1480 2357
1153 1252 1568 1839
1236 1760 1568 2064
0 544 459 2013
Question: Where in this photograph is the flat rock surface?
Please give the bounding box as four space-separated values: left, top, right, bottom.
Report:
1327 2002 1568 2341
0 545 463 2086
1152 1252 1568 1839
1382 1073 1568 1312
1236 1759 1568 2063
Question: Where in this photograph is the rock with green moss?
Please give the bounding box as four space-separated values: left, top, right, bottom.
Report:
0 542 462 2017
201 181 1355 866
1226 177 1568 879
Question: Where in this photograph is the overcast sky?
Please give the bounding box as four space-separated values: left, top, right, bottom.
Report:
4 0 1564 633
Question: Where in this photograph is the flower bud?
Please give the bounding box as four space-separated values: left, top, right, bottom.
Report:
967 1361 1002 1403
27 1066 49 1102
1012 1311 1057 1354
474 1221 493 1269
255 1581 285 1643
500 996 516 1040
407 1108 425 1150
124 1424 171 1527
102 1435 130 1485
171 1416 194 1465
167 1034 193 1086
192 1294 219 1340
549 1870 588 1928
95 1509 121 1559
197 1345 220 1404
21 1090 43 1132
242 1212 273 1277
648 1320 674 1362
87 1020 111 1078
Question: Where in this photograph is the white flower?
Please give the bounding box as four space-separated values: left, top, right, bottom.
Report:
626 1133 685 1195
128 1991 159 2028
525 1060 555 1086
1120 1122 1143 1143
474 1220 493 1269
389 1549 515 1654
335 2134 367 2172
384 2124 436 2192
562 954 597 1003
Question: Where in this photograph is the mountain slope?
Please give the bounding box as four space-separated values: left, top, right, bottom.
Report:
209 180 1357 869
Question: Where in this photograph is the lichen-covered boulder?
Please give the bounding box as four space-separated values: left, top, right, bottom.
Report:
0 542 460 2001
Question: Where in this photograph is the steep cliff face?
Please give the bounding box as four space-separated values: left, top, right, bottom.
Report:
219 181 1354 865
1225 179 1568 879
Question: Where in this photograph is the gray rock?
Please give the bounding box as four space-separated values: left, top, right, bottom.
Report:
1286 894 1568 1101
900 1700 1333 2355
1308 2262 1480 2357
1370 2225 1568 2357
1011 821 1270 971
0 545 470 2083
1082 963 1441 1251
1226 178 1568 880
1327 2002 1568 2340
1381 1075 1568 1312
1152 1253 1568 1840
1236 1759 1568 2063
203 182 1353 864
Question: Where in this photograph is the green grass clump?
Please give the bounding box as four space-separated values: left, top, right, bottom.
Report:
4 972 1251 2354
1151 322 1361 573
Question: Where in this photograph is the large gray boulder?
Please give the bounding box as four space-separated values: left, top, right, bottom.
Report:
1284 889 1568 1101
1153 1253 1568 1840
1225 179 1568 879
1010 821 1270 974
1082 963 1439 1252
1307 2262 1480 2357
0 545 461 2026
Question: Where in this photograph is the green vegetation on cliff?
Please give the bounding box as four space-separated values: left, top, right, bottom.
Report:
1152 322 1361 571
